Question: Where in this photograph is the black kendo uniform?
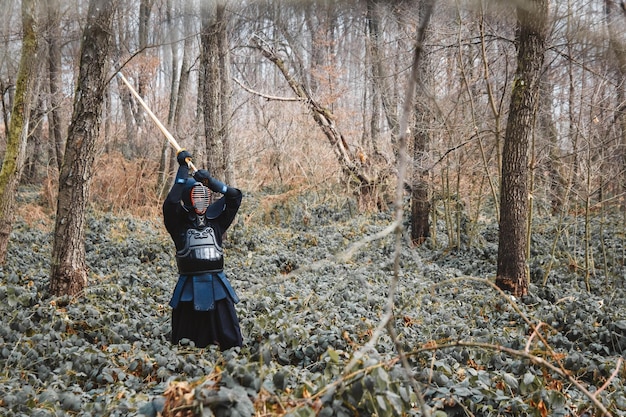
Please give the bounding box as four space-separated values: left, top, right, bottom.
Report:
163 150 243 350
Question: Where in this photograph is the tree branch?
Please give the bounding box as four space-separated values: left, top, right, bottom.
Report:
232 77 302 102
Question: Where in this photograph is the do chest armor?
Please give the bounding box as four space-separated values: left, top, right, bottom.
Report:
176 225 224 274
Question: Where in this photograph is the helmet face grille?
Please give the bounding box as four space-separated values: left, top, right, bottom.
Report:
190 184 210 215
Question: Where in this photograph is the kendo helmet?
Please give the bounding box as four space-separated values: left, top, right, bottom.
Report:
182 179 210 215
181 178 226 218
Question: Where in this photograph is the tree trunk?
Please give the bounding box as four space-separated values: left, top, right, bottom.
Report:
198 1 233 183
200 2 224 177
116 75 138 157
605 0 626 209
49 0 115 297
538 79 563 214
134 0 153 153
0 0 38 264
410 159 431 244
410 0 433 246
410 115 432 235
363 7 380 152
366 0 399 140
25 94 45 182
195 46 205 159
216 2 235 186
496 0 548 297
158 0 193 199
45 0 65 173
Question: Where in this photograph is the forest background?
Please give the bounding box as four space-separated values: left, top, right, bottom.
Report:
0 0 624 288
0 0 625 416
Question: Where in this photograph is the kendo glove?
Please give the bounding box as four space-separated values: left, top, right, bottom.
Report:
176 149 192 167
193 169 228 194
193 169 212 187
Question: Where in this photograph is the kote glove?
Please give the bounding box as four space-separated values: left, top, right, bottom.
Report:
177 149 192 167
193 169 211 187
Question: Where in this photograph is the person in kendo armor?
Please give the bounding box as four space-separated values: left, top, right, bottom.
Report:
163 149 243 350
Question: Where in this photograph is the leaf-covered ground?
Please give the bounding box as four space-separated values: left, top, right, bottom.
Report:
0 192 625 416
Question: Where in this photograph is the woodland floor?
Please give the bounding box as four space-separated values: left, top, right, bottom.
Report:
0 188 625 416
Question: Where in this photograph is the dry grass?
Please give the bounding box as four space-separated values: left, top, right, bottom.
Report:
36 152 164 220
91 152 163 216
229 104 342 186
16 202 54 230
23 138 343 226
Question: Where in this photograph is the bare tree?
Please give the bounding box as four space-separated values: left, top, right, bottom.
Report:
217 2 234 185
410 0 434 245
605 0 626 206
365 0 398 153
0 0 38 264
200 1 225 176
199 0 233 183
496 0 549 297
157 0 195 197
49 0 116 297
44 0 65 173
133 0 153 152
111 0 155 157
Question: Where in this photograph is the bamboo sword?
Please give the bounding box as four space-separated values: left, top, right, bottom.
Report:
116 72 197 172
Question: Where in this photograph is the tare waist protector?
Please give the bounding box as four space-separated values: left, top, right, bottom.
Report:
176 227 224 274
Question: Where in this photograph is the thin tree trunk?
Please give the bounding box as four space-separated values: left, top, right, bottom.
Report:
478 5 503 217
0 0 38 264
132 0 153 157
362 20 378 152
496 0 549 297
117 76 138 156
158 0 187 198
169 5 193 179
49 0 115 297
605 0 626 210
160 2 195 161
538 79 563 214
366 0 399 139
410 0 434 245
410 113 432 244
195 44 205 159
112 9 138 156
25 94 45 182
45 0 64 173
566 0 580 199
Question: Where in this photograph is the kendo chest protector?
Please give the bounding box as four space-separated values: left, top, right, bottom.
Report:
176 226 224 274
